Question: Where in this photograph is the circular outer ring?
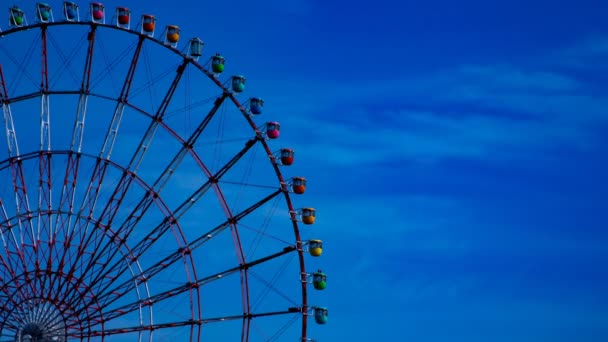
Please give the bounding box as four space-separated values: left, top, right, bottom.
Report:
0 20 309 340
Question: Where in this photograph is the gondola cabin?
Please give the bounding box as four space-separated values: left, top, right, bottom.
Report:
116 7 130 27
302 208 316 225
9 6 25 27
292 177 307 194
309 239 323 257
314 307 328 324
266 121 280 139
141 14 155 35
313 271 327 290
36 3 53 23
189 38 203 59
166 25 180 44
63 2 79 21
280 148 294 166
90 2 104 23
232 75 246 93
212 54 225 73
249 97 264 115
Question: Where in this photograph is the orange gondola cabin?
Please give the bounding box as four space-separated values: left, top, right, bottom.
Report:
141 14 156 36
301 208 316 225
292 177 307 194
280 148 294 166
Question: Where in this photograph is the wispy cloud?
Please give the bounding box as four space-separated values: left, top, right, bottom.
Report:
254 52 607 166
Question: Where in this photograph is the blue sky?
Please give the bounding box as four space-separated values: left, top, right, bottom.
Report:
1 0 608 341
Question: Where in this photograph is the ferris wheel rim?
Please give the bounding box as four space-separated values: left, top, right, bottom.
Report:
0 17 313 340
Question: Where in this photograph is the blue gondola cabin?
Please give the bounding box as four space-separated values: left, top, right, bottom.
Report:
63 2 79 21
250 98 264 115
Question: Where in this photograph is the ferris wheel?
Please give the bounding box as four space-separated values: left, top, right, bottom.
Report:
0 2 327 341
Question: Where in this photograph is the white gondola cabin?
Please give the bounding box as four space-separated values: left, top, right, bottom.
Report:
189 38 204 60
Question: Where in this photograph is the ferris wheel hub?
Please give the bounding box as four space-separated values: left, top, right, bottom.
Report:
14 300 65 342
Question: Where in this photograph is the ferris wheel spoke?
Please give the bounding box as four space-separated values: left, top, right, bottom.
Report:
0 20 316 341
0 35 39 93
80 58 191 238
50 30 98 299
0 68 38 294
91 136 263 282
86 93 230 259
99 36 145 160
47 28 87 88
153 93 228 193
76 320 197 338
35 27 53 297
82 244 297 326
82 93 230 274
127 59 189 173
89 36 140 93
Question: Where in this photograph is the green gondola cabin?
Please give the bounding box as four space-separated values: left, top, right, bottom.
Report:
314 307 329 324
313 271 327 290
37 3 52 23
9 6 25 27
211 54 225 73
232 75 246 93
